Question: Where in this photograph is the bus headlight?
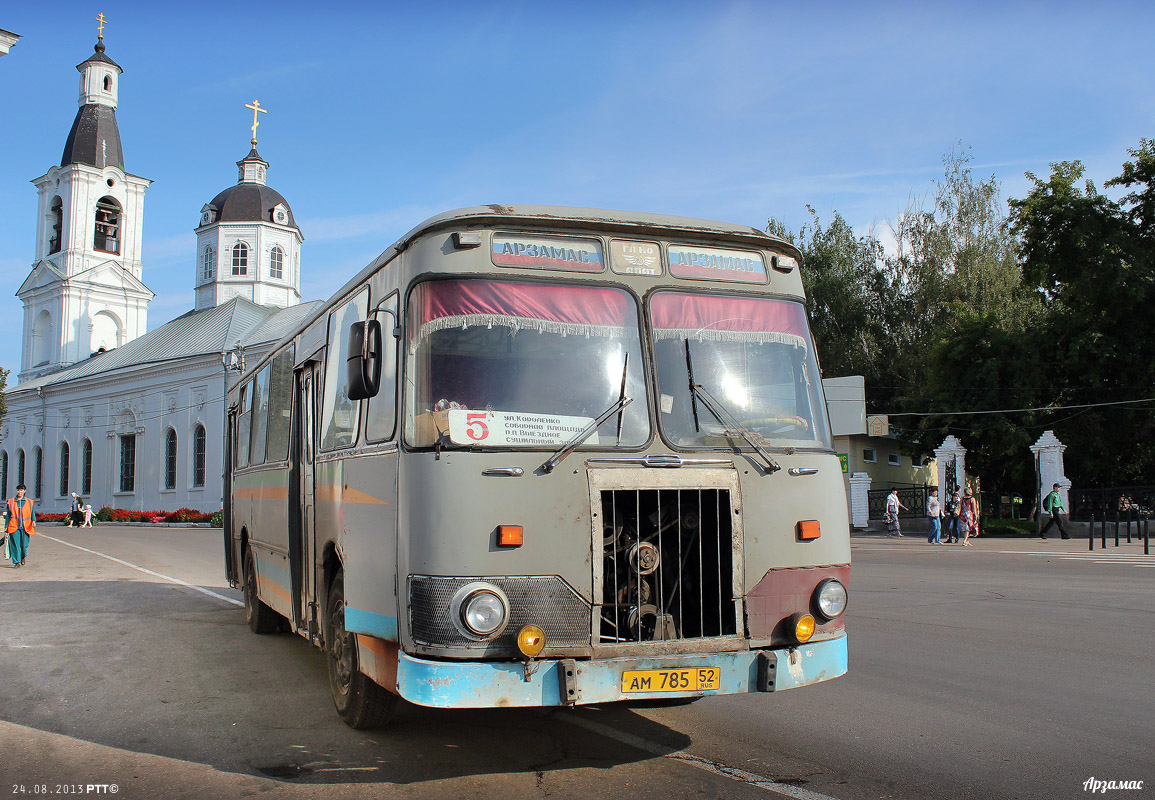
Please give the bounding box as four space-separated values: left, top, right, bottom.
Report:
452 583 510 638
813 579 848 621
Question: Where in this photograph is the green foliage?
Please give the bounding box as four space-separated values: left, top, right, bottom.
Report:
210 510 224 528
780 140 1155 492
95 506 113 522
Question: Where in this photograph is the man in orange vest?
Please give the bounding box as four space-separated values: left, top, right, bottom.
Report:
5 483 36 568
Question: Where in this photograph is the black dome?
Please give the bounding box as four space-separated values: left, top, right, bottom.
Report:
206 183 296 227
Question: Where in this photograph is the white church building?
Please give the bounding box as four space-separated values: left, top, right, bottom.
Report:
0 34 319 514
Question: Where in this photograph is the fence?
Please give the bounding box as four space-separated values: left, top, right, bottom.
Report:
1070 485 1155 522
867 486 930 520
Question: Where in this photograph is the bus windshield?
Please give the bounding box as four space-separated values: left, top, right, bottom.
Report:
406 278 650 449
649 291 831 450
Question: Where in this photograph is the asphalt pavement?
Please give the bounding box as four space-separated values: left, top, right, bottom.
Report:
0 525 1150 800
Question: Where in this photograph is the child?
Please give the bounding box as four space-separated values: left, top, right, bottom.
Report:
82 504 94 528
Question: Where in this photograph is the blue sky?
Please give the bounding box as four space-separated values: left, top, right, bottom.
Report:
1 1 1152 380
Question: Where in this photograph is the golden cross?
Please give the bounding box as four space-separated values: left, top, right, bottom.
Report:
95 12 107 40
245 99 268 146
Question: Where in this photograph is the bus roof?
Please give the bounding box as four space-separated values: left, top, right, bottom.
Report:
242 205 802 381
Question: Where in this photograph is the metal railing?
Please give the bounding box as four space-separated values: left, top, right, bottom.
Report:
868 486 930 520
1086 509 1151 554
1070 486 1155 522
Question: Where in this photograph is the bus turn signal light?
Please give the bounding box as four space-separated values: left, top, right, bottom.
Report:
517 624 546 657
797 520 821 541
791 612 816 643
498 525 524 546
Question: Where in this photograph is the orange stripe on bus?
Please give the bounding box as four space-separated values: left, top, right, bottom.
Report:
356 635 399 691
233 486 290 500
315 485 391 505
257 575 291 604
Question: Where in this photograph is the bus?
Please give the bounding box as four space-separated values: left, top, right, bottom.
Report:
224 205 850 728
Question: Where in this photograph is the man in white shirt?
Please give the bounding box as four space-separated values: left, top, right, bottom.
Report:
926 487 943 544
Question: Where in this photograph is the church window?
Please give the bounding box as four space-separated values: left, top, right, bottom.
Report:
59 442 70 497
48 197 63 255
17 449 25 488
82 439 92 495
1 451 8 501
203 246 215 281
119 435 136 493
94 196 121 254
193 425 206 487
32 310 53 367
232 242 249 275
103 74 112 92
33 447 42 500
164 429 177 490
270 246 284 279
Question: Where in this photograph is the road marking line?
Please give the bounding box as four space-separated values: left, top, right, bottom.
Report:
558 713 842 800
40 534 244 608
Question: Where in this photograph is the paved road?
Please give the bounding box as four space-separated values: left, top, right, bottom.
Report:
1 527 1151 800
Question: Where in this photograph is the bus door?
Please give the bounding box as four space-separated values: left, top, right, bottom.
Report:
224 402 238 587
289 362 319 641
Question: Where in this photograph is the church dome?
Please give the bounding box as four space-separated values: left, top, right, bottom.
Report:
205 183 297 227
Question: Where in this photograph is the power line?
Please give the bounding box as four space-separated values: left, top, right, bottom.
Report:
883 396 1155 417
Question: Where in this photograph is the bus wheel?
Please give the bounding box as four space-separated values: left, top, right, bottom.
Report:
326 571 398 728
243 547 281 634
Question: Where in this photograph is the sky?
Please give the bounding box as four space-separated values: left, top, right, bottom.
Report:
1 0 1152 380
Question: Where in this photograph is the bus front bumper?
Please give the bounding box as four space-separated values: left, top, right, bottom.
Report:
391 635 847 709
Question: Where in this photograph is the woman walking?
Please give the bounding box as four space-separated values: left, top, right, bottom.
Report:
5 483 36 567
960 489 978 547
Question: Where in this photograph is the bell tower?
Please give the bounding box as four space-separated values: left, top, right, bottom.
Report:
17 18 153 383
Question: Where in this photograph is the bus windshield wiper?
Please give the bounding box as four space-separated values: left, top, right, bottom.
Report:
684 341 780 474
542 356 632 474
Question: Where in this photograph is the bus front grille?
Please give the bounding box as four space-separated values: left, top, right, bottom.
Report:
599 488 737 644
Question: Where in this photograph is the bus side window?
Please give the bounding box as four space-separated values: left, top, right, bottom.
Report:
265 346 295 462
320 288 369 451
236 381 253 468
365 293 399 442
249 364 271 466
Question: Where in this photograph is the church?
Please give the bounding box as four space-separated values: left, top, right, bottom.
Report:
0 32 320 514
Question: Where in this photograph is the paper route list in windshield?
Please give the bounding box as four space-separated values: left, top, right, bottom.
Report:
447 410 598 447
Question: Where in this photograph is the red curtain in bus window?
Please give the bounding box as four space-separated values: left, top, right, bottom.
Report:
649 292 809 349
411 279 631 341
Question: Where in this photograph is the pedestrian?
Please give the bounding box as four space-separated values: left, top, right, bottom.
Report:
82 504 94 528
945 490 962 543
926 487 943 544
960 489 978 546
4 483 36 568
1040 483 1071 539
68 492 84 527
885 488 907 536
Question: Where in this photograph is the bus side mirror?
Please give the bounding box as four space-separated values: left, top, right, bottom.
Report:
347 319 383 400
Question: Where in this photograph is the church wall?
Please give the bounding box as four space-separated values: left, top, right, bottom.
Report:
0 354 241 516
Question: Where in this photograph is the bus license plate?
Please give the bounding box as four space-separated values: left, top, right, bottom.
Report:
621 667 720 693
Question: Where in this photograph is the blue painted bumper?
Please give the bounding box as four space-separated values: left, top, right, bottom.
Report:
394 635 847 708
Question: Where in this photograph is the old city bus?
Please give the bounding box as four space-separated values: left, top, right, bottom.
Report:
224 206 850 728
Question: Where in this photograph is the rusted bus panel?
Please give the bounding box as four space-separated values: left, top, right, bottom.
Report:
745 564 850 642
356 634 399 693
387 636 847 708
339 446 401 644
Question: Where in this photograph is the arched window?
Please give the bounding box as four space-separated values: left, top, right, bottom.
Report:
103 74 112 92
203 246 215 281
94 196 121 254
90 310 120 354
232 242 249 275
193 424 206 488
33 447 42 499
270 246 284 279
1 451 8 501
82 439 92 495
119 434 136 493
32 310 53 367
17 449 25 488
164 428 178 490
48 197 63 255
59 442 70 497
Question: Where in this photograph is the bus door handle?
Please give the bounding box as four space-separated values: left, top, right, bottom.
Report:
788 467 819 476
482 467 524 477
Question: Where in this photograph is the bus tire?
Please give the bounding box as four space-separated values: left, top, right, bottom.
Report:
243 547 281 634
326 571 398 729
